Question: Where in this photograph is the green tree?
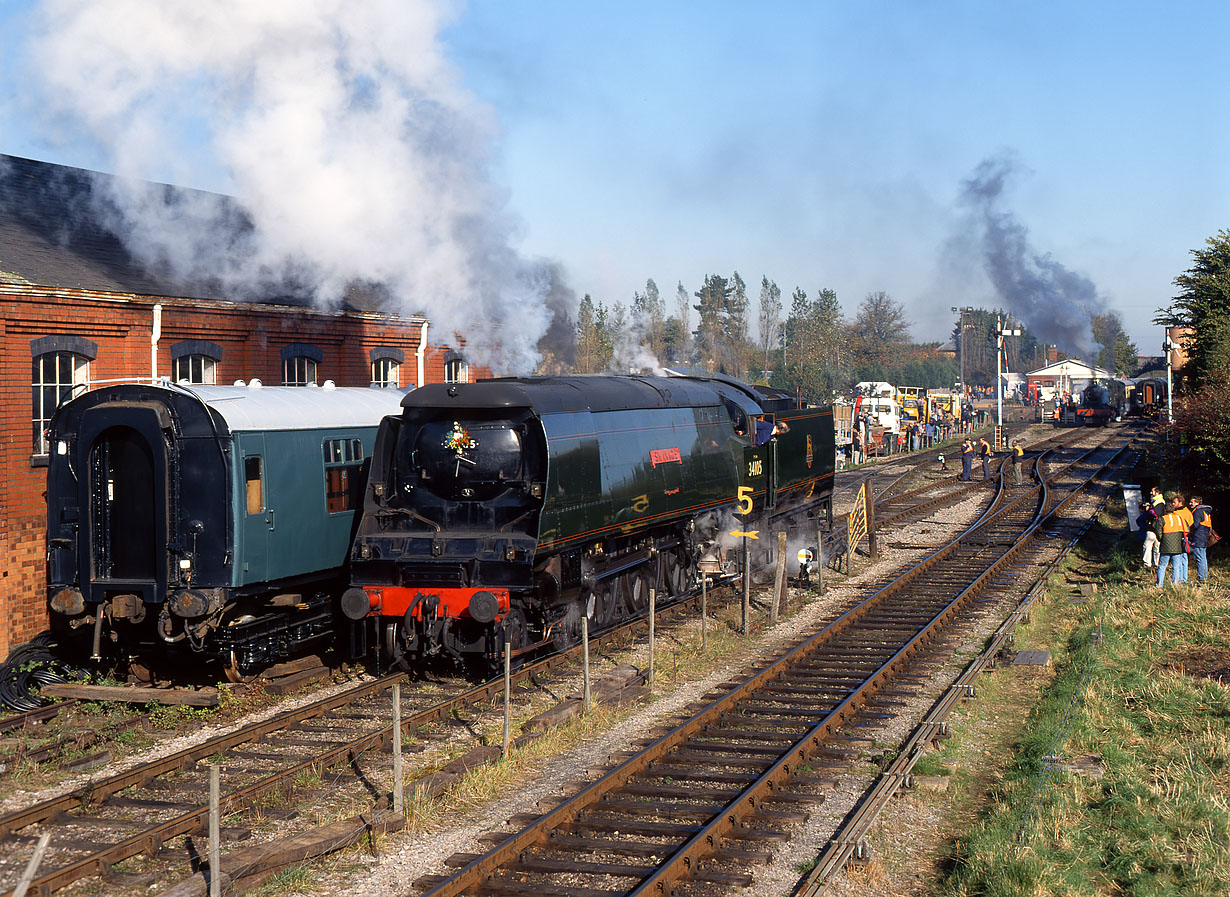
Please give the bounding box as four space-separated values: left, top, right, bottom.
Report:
576 294 599 373
780 286 847 401
672 280 693 364
757 276 782 380
693 274 733 373
630 278 667 363
1155 228 1230 389
850 291 910 371
1090 311 1138 375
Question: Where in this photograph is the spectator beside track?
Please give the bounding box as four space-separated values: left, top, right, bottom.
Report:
1156 495 1190 588
1189 495 1214 586
959 438 974 481
978 436 992 481
852 426 863 466
1140 487 1163 572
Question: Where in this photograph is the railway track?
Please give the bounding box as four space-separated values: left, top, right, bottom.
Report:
0 425 1127 895
0 574 742 897
410 427 1134 897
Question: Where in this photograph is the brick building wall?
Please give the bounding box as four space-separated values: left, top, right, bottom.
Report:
1 284 481 659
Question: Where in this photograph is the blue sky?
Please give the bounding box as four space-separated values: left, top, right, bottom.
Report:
2 0 1227 359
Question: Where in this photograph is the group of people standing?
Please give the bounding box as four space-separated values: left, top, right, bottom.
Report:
1139 486 1216 587
958 435 995 482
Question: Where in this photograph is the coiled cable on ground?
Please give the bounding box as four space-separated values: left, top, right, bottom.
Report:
0 633 89 711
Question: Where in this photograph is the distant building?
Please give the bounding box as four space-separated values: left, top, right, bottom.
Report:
1024 359 1112 404
0 154 480 658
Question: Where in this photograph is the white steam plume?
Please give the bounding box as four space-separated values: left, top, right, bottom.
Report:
24 0 555 373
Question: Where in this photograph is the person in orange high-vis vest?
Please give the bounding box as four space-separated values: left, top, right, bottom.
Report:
1155 494 1190 587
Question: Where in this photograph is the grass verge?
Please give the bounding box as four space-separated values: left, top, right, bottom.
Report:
939 545 1230 895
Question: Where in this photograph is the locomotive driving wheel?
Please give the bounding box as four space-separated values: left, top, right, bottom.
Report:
659 547 691 597
622 568 651 614
588 580 619 629
502 608 528 653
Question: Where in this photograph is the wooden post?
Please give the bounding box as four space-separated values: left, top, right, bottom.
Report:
582 615 591 714
700 575 708 651
648 588 656 692
816 523 825 595
12 832 51 897
502 648 511 760
741 538 750 636
866 482 878 558
392 683 403 816
772 531 788 622
209 765 221 897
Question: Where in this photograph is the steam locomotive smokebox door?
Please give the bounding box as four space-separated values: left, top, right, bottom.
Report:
76 403 171 605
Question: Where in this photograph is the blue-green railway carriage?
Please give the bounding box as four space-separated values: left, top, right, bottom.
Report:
45 382 404 677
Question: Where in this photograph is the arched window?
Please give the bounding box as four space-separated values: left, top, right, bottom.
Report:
31 335 97 455
171 340 222 384
443 351 468 384
281 343 322 387
370 347 404 388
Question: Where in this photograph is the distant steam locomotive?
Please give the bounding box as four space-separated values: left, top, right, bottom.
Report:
345 374 837 671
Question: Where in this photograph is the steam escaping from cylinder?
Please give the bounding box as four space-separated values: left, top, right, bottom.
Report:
18 0 566 374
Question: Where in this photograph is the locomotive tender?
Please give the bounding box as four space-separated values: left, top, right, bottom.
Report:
345 374 836 670
44 381 405 678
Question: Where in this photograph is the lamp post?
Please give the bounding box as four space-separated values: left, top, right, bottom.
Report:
950 305 974 402
1163 331 1175 429
996 315 1021 448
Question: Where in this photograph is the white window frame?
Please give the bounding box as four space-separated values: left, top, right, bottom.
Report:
283 356 318 387
371 357 400 388
444 358 468 384
173 354 218 385
32 352 90 454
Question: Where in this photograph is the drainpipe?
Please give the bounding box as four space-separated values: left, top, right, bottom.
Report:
151 303 163 381
416 319 429 388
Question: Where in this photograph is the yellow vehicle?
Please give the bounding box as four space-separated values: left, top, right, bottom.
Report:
896 386 927 423
928 390 957 420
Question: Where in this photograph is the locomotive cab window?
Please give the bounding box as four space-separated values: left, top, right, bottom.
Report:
245 456 264 514
323 437 364 513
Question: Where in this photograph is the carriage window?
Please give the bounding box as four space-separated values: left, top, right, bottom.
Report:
323 438 364 513
245 456 264 514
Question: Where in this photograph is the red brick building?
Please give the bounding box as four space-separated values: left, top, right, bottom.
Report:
1 154 477 658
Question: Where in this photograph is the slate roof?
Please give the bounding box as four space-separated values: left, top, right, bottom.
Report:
0 154 225 298
0 154 389 312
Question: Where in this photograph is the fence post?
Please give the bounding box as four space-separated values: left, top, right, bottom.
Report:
866 483 878 558
771 531 787 623
741 537 750 635
582 615 591 714
502 648 511 760
12 832 51 897
392 683 403 816
648 588 656 692
209 765 221 897
700 574 708 650
816 523 825 595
